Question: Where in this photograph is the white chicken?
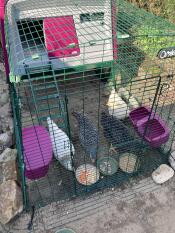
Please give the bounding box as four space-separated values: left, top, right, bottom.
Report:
118 87 139 110
107 89 129 119
47 117 75 171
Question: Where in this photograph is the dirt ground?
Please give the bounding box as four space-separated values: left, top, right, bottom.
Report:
2 176 175 233
67 182 175 233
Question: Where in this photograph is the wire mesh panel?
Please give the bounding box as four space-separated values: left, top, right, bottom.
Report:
11 70 170 208
115 0 175 154
3 0 175 209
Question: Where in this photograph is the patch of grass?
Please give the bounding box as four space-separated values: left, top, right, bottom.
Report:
127 0 175 23
133 25 175 57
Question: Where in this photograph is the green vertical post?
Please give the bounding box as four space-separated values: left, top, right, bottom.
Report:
10 84 30 210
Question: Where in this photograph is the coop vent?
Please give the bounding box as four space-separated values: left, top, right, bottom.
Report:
80 12 104 23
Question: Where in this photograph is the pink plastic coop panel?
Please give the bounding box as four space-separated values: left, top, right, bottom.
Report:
22 126 53 180
43 16 80 58
0 0 9 76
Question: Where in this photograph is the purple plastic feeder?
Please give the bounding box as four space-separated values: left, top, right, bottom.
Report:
22 126 53 180
138 116 170 147
129 106 170 148
129 106 151 127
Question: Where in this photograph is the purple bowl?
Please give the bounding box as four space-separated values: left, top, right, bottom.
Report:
25 165 50 180
129 106 151 127
129 106 170 148
137 116 170 147
22 126 53 180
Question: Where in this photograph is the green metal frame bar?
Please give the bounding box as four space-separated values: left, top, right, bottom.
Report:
10 84 29 210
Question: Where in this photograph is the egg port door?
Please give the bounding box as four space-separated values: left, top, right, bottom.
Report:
43 16 80 58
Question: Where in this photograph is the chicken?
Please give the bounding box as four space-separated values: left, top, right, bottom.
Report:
72 111 99 162
107 89 129 119
118 87 139 110
101 111 141 154
47 117 75 171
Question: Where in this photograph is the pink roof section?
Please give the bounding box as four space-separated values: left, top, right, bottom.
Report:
43 16 80 58
0 0 10 77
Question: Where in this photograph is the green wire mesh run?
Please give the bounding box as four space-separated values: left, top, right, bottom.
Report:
3 0 175 210
116 0 175 85
11 71 172 209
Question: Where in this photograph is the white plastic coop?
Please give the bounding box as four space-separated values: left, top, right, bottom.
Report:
6 0 115 76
